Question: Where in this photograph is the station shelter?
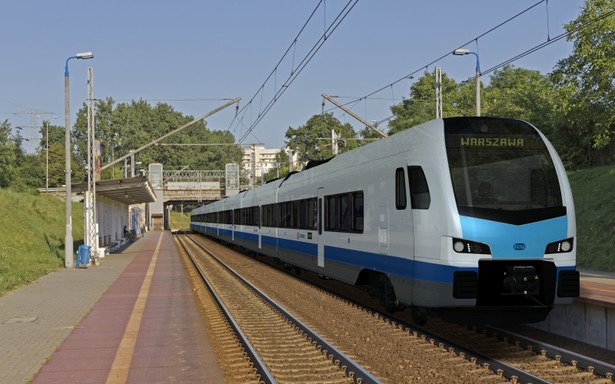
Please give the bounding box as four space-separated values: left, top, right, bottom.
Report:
72 176 156 256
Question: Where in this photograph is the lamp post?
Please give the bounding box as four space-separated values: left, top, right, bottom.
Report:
453 48 481 117
46 120 49 191
64 52 93 268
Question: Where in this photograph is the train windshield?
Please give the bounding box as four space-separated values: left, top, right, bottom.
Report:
445 117 565 225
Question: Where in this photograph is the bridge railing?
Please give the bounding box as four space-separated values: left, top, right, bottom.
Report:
143 170 226 187
143 169 256 199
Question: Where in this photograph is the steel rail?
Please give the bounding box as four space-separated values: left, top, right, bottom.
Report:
409 324 552 384
226 242 552 384
175 234 276 384
188 231 556 384
184 233 382 384
485 325 615 381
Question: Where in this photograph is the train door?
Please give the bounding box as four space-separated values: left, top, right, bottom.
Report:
231 208 236 242
317 187 325 268
274 187 281 259
394 166 415 259
258 205 262 250
378 205 389 254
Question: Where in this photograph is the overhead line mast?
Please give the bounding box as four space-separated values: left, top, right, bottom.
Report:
321 93 387 138
101 98 241 172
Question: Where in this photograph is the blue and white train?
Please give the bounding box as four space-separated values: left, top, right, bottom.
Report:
191 117 579 324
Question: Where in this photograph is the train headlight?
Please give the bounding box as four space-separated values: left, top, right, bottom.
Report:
545 238 574 254
453 240 465 253
452 238 491 254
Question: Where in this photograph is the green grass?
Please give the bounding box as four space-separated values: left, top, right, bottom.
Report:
0 189 84 296
0 165 613 296
168 210 191 231
568 165 615 271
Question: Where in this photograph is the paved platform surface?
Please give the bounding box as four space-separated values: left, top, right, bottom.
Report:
1 230 613 383
579 269 615 306
0 230 223 384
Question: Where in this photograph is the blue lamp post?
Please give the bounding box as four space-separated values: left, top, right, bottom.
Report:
64 52 93 268
453 48 481 117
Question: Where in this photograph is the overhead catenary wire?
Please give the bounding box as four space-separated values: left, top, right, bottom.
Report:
226 0 327 137
231 0 360 145
326 2 612 127
325 0 548 116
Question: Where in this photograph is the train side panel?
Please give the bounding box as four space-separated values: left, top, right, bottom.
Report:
190 117 578 323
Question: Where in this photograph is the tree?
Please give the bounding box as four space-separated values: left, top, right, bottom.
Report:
72 98 244 179
388 71 474 134
262 150 293 182
45 143 67 187
483 66 558 135
35 122 66 188
12 153 43 191
0 120 17 188
285 113 358 167
551 0 615 167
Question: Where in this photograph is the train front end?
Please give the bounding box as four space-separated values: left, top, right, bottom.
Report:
440 117 579 323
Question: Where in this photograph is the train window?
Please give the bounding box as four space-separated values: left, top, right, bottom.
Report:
445 117 565 224
318 198 323 234
339 194 351 229
325 196 337 231
293 201 301 228
257 206 261 228
352 192 364 231
325 191 364 233
219 210 229 224
279 202 290 228
262 204 274 227
272 198 318 229
239 206 259 226
408 166 430 210
307 198 317 230
395 167 407 210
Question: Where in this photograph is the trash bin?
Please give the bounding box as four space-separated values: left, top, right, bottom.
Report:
76 245 91 269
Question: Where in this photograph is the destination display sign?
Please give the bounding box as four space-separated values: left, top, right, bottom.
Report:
460 137 525 147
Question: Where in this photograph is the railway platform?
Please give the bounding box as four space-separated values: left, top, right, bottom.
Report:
579 269 615 305
0 230 223 384
2 229 615 383
532 268 615 352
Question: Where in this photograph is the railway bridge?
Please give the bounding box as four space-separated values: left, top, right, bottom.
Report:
144 163 241 229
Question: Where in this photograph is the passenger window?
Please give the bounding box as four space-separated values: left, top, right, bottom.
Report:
353 192 364 231
395 167 407 210
408 166 431 209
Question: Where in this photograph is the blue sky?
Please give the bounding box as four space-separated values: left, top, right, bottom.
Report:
1 1 583 152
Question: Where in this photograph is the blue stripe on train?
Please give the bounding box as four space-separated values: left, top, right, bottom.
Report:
193 225 575 284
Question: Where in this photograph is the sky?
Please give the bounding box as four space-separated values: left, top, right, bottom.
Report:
1 0 584 153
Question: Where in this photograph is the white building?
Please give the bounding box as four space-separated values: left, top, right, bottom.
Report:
242 145 297 185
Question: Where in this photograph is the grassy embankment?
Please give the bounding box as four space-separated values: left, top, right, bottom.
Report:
168 210 191 231
0 190 84 296
0 165 613 296
568 165 615 271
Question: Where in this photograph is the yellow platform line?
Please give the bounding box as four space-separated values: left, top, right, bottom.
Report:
105 233 163 384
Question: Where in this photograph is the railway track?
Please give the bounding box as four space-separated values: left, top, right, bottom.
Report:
182 232 615 384
486 325 615 382
418 318 615 384
175 233 379 384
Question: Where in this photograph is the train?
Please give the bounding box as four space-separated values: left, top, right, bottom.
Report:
191 117 579 324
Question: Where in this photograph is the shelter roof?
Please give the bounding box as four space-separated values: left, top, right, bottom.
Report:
72 176 156 204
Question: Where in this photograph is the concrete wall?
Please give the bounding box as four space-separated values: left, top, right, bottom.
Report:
531 299 615 351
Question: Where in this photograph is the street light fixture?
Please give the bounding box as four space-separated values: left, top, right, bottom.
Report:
64 51 94 268
453 48 481 117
